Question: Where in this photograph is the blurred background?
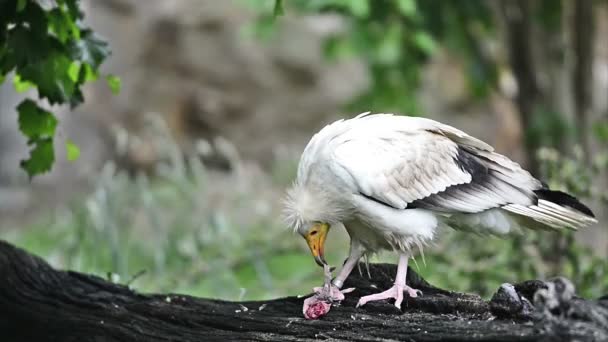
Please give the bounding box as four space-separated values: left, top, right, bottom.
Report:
1 0 608 301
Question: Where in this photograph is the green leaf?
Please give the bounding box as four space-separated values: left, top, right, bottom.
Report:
13 74 34 93
105 74 121 94
345 0 369 17
20 52 76 104
65 140 80 161
397 0 417 18
17 99 58 176
21 138 55 176
68 61 81 82
16 0 27 12
273 0 284 17
70 29 110 69
6 25 49 67
80 63 99 82
48 8 74 43
66 0 82 20
3 0 113 178
17 99 58 140
413 31 437 55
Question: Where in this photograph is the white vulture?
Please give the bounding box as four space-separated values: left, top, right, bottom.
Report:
284 112 597 309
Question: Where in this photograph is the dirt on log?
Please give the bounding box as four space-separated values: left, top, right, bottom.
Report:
1 240 607 342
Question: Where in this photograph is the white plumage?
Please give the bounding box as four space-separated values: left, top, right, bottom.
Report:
286 113 597 308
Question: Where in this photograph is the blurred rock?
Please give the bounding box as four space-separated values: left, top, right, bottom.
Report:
490 281 543 320
83 0 368 168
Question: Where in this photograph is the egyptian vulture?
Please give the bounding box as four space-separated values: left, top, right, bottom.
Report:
284 112 596 310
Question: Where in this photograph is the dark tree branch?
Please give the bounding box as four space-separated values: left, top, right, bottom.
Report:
571 0 595 158
0 240 607 341
498 0 542 175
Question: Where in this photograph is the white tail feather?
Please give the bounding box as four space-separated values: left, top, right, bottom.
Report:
503 200 597 231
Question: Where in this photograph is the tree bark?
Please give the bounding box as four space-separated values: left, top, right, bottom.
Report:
571 0 595 158
498 0 542 176
1 240 607 342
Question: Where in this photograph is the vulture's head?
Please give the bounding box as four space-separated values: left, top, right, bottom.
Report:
284 182 348 267
298 221 330 267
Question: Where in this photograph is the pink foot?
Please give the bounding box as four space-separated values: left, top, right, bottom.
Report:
356 284 422 309
311 284 354 302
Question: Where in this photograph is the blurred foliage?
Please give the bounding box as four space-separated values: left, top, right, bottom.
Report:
417 227 608 299
258 0 601 164
2 117 347 300
0 0 115 177
255 0 498 114
526 108 574 152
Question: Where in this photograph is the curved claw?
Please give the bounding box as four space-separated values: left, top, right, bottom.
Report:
405 288 422 298
394 286 405 309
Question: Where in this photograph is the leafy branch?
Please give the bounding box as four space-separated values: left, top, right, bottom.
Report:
265 0 495 115
0 0 117 177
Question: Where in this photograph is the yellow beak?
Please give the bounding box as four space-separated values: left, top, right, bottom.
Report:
304 223 329 267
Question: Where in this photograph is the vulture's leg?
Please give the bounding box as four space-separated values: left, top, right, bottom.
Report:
331 241 364 289
310 241 363 300
356 253 421 309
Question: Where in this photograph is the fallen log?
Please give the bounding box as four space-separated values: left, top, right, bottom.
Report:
0 240 607 341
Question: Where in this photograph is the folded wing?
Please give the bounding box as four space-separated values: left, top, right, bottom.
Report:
331 114 595 230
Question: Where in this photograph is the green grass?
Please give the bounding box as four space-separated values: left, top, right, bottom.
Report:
3 209 324 300
6 208 606 301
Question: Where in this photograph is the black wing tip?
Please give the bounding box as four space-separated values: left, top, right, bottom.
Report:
454 146 488 178
534 189 595 218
